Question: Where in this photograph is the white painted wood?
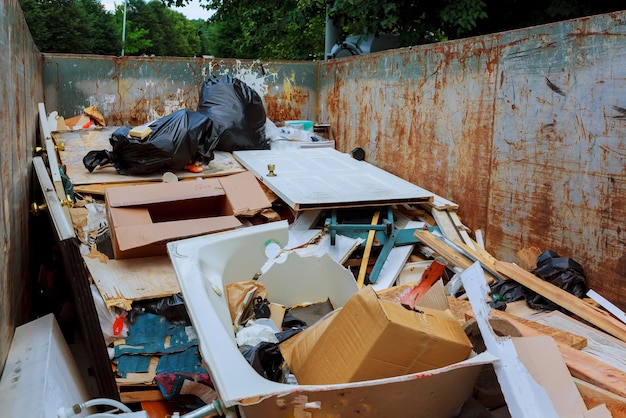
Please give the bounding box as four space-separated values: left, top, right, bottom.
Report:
461 262 610 418
0 314 90 417
39 103 73 226
233 148 434 210
371 219 424 292
33 157 75 240
461 262 561 418
587 289 626 325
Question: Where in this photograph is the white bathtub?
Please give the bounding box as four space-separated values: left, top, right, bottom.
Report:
167 221 496 418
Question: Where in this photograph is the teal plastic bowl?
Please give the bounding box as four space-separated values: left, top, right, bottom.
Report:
284 120 314 131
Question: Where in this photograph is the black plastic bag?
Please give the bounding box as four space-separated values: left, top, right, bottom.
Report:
240 342 284 382
197 75 269 152
129 293 190 326
489 249 587 312
526 249 587 311
83 109 217 176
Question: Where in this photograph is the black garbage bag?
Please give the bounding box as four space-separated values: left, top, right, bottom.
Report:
240 342 284 382
83 109 217 176
489 249 587 312
197 75 269 152
129 293 190 326
526 249 587 311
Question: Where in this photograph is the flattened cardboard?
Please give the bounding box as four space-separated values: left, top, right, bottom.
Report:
106 171 271 259
284 285 473 385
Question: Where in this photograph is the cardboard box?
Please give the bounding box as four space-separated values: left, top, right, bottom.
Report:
105 171 271 259
282 285 473 385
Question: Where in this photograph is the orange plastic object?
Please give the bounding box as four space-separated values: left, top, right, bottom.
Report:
396 257 448 309
185 163 204 173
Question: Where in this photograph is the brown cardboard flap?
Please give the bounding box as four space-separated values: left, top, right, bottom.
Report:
219 171 273 216
115 216 242 251
107 179 226 207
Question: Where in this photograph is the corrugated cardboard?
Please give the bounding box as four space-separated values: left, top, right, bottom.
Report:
283 285 473 385
106 171 271 259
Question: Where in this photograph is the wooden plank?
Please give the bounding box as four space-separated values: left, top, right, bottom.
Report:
447 211 475 250
534 310 626 373
495 261 626 343
413 229 494 284
575 378 626 418
492 309 587 349
52 128 245 185
39 103 73 226
120 390 164 404
587 289 626 325
467 309 626 398
357 211 380 288
431 208 463 243
85 255 180 311
232 148 434 211
33 157 75 240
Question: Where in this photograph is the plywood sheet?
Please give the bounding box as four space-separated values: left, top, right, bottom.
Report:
53 128 245 185
233 148 434 210
84 255 180 310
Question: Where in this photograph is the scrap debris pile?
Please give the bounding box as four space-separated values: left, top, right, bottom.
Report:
44 76 626 418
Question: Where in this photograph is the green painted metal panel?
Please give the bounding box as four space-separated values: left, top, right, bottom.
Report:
43 56 319 126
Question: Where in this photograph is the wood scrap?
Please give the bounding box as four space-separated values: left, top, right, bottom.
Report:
465 308 626 398
357 211 380 288
413 229 494 285
468 309 587 350
515 246 543 270
534 310 626 373
495 261 626 343
575 378 626 418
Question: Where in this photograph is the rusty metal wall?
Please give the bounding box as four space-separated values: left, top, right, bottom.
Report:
42 13 626 310
319 12 626 309
0 0 43 372
42 56 318 126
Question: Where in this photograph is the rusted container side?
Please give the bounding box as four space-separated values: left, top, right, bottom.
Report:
489 14 626 309
0 0 43 371
42 56 318 126
319 12 626 309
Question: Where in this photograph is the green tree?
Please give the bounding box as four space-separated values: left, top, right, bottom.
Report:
80 0 121 55
171 0 625 60
20 0 115 53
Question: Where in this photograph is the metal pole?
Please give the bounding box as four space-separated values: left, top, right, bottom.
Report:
324 4 339 60
121 0 127 56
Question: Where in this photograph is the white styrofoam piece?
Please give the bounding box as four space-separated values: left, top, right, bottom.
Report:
0 314 90 417
167 222 497 416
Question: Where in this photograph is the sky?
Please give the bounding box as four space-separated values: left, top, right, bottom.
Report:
101 0 215 20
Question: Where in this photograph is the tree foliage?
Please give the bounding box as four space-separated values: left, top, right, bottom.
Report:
20 0 120 54
20 0 626 59
19 0 212 56
173 0 625 59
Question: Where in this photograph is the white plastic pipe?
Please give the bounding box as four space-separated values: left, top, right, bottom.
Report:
180 400 225 418
58 398 132 417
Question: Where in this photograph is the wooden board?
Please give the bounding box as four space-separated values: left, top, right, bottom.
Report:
232 148 434 211
84 255 180 310
575 378 626 418
467 309 626 398
495 261 626 343
534 310 626 373
52 128 245 185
